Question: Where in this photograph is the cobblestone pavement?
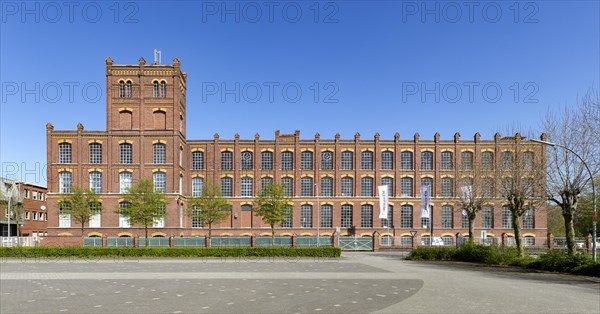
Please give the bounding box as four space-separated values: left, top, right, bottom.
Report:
1 253 598 313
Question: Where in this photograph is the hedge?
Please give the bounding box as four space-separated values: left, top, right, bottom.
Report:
0 246 341 258
406 244 598 277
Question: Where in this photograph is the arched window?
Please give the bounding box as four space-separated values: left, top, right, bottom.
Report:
321 204 333 228
120 143 132 164
341 177 353 197
192 177 204 197
361 204 373 228
321 176 333 197
261 151 273 170
89 171 102 194
361 151 373 170
126 81 132 98
401 205 413 228
118 202 131 227
341 151 353 170
301 177 313 196
59 172 72 194
321 151 333 170
191 205 203 228
381 205 393 228
261 176 273 193
192 151 204 170
241 151 253 170
482 206 494 228
281 151 294 170
522 152 534 170
221 177 233 197
301 151 313 170
523 207 535 228
341 204 353 228
482 151 494 170
160 81 167 98
361 176 373 197
301 204 312 228
523 236 535 246
421 151 434 170
221 151 233 170
241 176 253 196
441 151 453 170
119 172 132 194
59 202 71 227
401 177 413 196
401 151 413 170
59 142 72 164
441 177 454 197
502 206 512 229
502 151 513 170
461 151 474 170
89 202 101 228
119 81 126 97
153 204 165 227
281 177 293 197
381 151 393 170
153 81 159 98
89 143 102 164
153 172 166 193
381 177 394 197
281 205 292 228
153 143 166 164
441 205 453 228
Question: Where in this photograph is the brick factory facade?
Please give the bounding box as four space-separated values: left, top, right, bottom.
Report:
1 178 48 238
44 57 547 246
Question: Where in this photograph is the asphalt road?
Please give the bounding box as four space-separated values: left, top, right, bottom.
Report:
1 252 598 313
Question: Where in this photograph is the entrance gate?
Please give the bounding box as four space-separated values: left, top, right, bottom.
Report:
338 236 373 251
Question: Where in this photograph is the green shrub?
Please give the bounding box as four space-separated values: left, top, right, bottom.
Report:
526 250 596 275
0 247 341 258
406 247 457 261
454 243 499 264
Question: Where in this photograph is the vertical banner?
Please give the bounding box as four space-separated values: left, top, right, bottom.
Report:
420 185 431 218
378 185 389 219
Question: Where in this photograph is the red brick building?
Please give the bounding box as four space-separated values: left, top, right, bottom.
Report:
1 178 47 238
44 57 547 246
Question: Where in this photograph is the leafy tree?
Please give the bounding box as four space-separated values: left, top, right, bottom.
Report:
188 180 231 247
117 179 168 247
58 188 101 245
542 91 600 255
253 182 291 246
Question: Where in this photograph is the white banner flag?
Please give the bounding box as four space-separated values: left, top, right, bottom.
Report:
378 185 389 219
421 185 431 218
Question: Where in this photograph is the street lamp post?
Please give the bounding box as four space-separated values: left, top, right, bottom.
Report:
531 139 597 262
315 183 320 247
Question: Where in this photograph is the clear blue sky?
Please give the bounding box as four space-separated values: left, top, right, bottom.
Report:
1 1 599 186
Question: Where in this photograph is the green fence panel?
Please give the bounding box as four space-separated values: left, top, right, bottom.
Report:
83 237 103 247
174 237 206 247
107 237 134 247
139 237 170 247
295 236 333 247
211 237 251 247
255 236 292 247
338 236 373 251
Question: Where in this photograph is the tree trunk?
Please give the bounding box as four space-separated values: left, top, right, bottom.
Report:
468 215 475 244
81 223 85 247
563 209 576 256
271 224 275 247
145 226 149 248
512 212 523 257
207 223 212 248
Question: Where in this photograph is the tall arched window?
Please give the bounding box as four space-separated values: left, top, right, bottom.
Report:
119 172 132 194
153 81 159 98
89 143 102 164
241 151 253 170
301 204 312 228
341 204 353 228
221 151 233 170
281 151 294 170
441 177 454 197
421 151 434 170
153 143 166 164
192 151 204 170
160 81 167 98
361 176 373 197
153 172 166 193
441 151 454 170
192 177 204 197
401 151 413 170
341 177 353 196
321 151 333 170
482 151 494 170
281 177 293 197
241 176 253 196
301 151 313 170
59 142 72 164
301 177 313 196
401 205 413 228
321 204 333 228
442 205 453 228
221 177 233 197
321 176 333 197
381 177 394 196
261 151 273 170
119 81 125 98
361 204 373 227
59 172 72 194
118 202 131 228
125 81 132 98
361 151 373 170
381 151 393 170
401 177 413 196
261 176 273 193
281 205 292 228
341 151 353 170
89 171 102 193
461 151 474 170
120 143 132 164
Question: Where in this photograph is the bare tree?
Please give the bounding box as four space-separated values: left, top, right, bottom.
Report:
457 143 494 243
496 133 546 257
541 91 600 255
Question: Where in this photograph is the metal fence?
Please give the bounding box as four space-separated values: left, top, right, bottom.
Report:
255 236 292 247
339 236 373 251
174 237 206 247
295 236 333 247
106 237 134 247
83 237 103 247
0 237 38 247
210 236 252 247
138 237 170 247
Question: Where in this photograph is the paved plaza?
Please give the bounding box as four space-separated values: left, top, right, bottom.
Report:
1 253 599 313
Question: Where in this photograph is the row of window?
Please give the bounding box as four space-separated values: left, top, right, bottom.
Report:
24 211 47 221
58 203 534 230
58 143 535 173
23 189 45 201
117 80 167 98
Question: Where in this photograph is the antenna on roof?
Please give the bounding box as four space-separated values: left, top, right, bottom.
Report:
153 49 162 64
